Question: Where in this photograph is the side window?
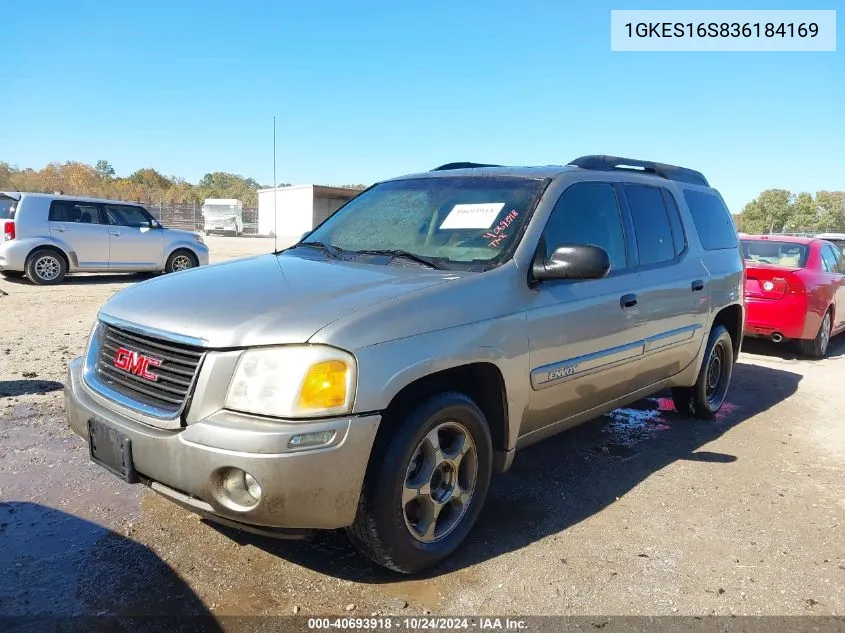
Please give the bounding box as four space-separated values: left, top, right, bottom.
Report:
104 204 153 227
542 182 627 274
624 184 675 266
48 201 103 224
821 245 839 273
832 246 845 273
682 189 739 251
661 189 687 256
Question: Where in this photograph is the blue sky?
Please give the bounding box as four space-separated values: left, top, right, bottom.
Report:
2 0 842 212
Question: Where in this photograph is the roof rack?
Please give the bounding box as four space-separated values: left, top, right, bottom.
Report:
568 155 709 187
431 162 502 171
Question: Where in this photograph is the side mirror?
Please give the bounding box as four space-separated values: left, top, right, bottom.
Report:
532 244 611 281
300 231 311 241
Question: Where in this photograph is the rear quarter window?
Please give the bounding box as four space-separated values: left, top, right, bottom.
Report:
683 189 739 251
0 198 16 219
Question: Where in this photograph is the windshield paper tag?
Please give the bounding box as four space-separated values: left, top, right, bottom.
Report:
439 203 506 229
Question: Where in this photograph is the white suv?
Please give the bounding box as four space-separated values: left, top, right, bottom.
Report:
0 192 209 285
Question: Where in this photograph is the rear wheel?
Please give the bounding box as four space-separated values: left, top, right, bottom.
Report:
25 249 67 285
672 325 735 419
800 310 832 359
164 249 198 274
347 392 493 574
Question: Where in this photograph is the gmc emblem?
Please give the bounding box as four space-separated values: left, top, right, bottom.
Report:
113 347 162 382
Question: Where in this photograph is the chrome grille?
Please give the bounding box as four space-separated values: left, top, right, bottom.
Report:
95 324 204 415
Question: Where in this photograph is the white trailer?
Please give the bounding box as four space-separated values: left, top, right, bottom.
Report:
257 185 361 241
201 198 243 236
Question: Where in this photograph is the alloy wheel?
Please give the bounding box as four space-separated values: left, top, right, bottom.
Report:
402 421 478 543
34 255 61 281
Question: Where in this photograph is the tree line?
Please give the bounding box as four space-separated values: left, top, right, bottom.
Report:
735 189 845 235
2 160 841 234
0 160 368 208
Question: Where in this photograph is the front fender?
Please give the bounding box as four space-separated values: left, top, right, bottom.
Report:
163 239 209 265
351 312 530 452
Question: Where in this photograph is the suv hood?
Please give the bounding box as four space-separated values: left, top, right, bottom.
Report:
99 252 456 348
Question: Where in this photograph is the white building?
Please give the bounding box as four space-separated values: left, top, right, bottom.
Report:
257 185 362 241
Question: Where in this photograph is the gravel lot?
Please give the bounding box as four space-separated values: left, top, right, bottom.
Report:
1 235 843 619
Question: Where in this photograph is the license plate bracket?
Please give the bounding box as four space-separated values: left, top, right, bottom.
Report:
88 419 139 483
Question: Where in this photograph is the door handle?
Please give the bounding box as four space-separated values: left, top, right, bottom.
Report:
53 227 68 232
691 279 705 292
620 293 638 309
109 231 121 236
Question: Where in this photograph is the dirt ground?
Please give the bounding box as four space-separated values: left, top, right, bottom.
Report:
1 235 843 619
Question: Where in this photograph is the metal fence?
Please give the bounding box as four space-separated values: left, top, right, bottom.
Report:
146 203 259 234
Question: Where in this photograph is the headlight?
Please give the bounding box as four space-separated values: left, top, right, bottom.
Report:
194 234 205 245
225 345 357 418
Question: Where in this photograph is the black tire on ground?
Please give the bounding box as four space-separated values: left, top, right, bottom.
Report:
25 249 67 285
347 392 493 574
0 270 24 279
164 249 198 274
799 309 832 359
672 325 735 419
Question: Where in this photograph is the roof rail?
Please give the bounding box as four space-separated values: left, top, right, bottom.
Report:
431 162 502 171
568 155 709 187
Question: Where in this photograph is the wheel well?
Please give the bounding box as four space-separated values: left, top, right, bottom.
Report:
376 363 509 455
27 245 70 270
168 248 198 264
712 304 743 358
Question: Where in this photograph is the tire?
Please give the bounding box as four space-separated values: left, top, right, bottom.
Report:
0 270 24 279
25 249 67 285
672 325 735 419
164 249 198 274
347 392 493 574
799 309 832 359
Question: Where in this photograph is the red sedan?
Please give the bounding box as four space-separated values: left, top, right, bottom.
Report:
741 235 845 358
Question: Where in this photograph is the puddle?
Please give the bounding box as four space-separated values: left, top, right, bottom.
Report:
601 396 739 448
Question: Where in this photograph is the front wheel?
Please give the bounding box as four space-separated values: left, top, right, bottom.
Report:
347 392 493 574
672 325 735 419
164 249 198 274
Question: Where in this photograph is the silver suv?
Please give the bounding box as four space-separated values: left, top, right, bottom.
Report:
0 192 209 284
64 156 745 574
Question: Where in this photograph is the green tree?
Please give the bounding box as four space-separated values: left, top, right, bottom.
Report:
738 189 793 233
815 191 845 231
128 168 172 190
95 160 115 179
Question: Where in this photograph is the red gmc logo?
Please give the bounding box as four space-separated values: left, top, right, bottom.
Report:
113 347 162 381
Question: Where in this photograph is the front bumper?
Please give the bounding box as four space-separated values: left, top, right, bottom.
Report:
195 244 210 266
64 357 380 531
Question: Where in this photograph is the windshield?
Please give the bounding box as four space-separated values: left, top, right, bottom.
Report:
740 239 809 268
299 176 548 269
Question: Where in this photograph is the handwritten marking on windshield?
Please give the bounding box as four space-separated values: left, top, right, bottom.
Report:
483 210 519 246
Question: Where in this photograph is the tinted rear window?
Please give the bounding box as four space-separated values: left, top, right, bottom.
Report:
624 184 675 265
683 190 738 251
740 239 809 268
0 197 16 220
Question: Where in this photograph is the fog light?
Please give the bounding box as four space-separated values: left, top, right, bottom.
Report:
244 472 261 500
217 467 262 509
288 430 336 449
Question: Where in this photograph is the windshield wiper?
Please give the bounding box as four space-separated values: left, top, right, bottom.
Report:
353 249 444 270
295 241 344 260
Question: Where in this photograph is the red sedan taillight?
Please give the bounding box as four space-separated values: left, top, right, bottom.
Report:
2 221 14 241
